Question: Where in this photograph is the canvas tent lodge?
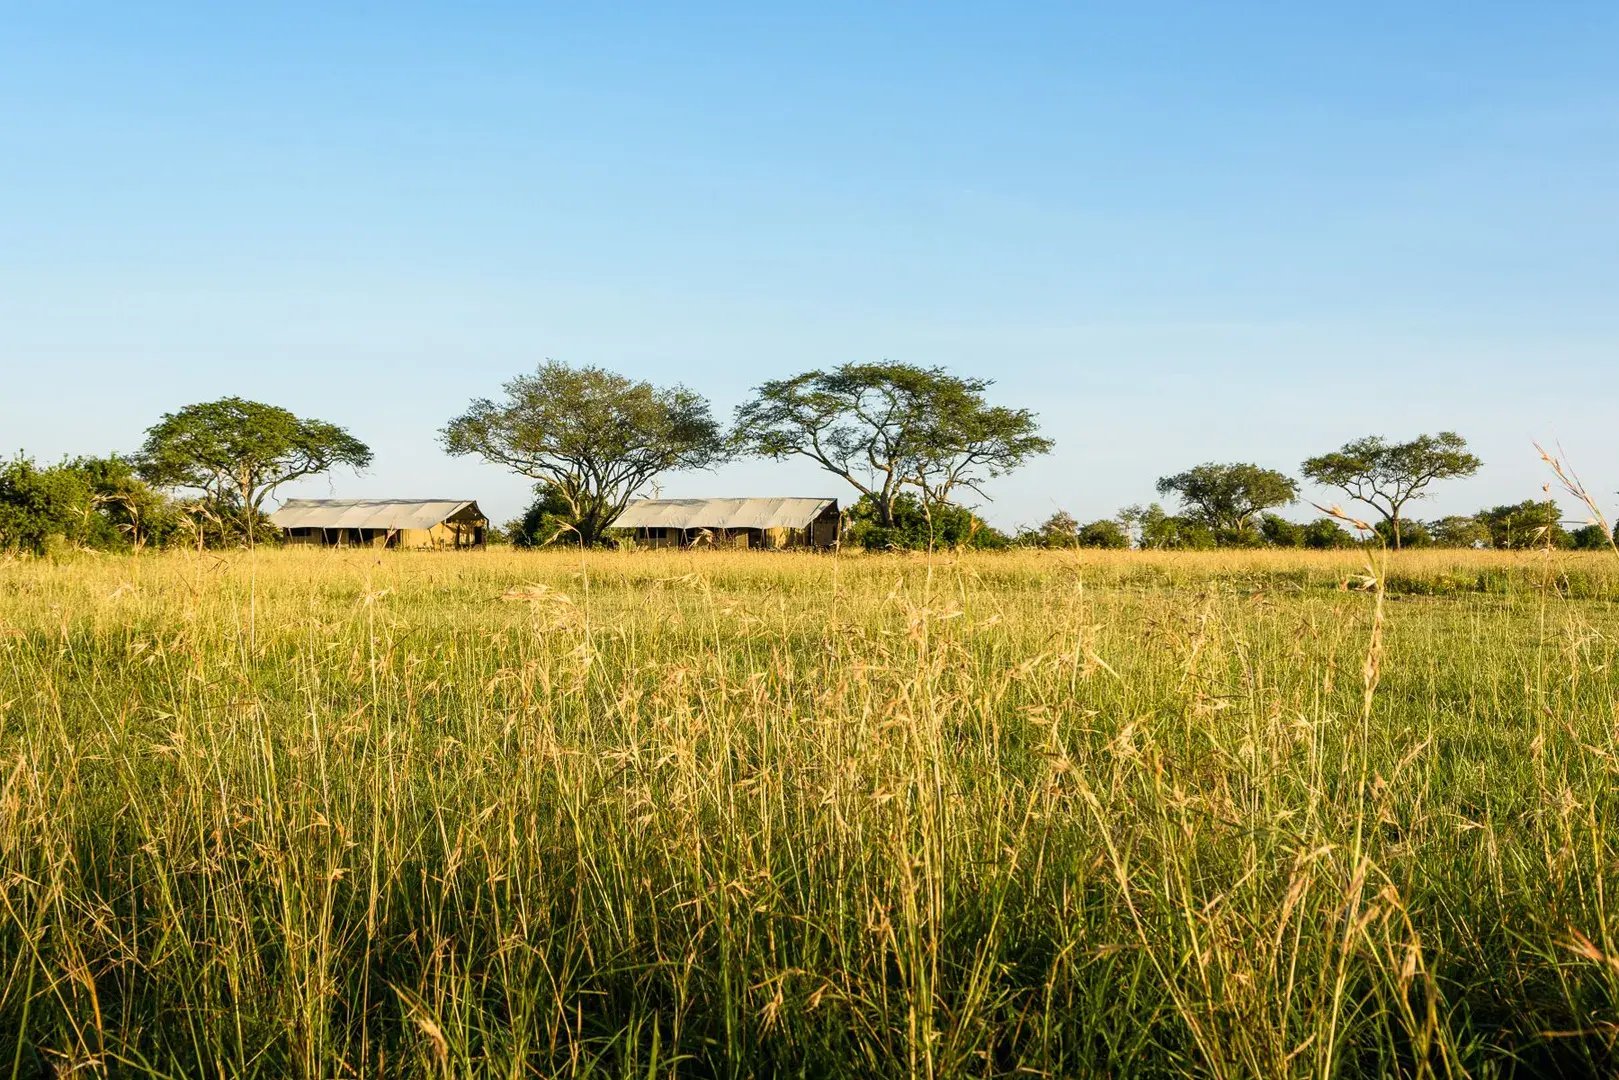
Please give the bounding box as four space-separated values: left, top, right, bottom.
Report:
269 499 488 549
610 497 840 550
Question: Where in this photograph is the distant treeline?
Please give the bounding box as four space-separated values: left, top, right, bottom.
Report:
3 361 1612 554
1005 499 1609 552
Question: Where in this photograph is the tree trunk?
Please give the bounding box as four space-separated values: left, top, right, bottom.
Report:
877 493 897 528
577 504 608 547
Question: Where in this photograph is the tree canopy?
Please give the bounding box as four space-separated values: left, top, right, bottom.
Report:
1474 499 1568 550
841 492 1007 551
1259 513 1355 549
1154 463 1298 537
1076 518 1130 549
1428 515 1491 549
1301 432 1481 549
731 362 1050 527
1018 511 1129 549
1119 503 1217 550
0 457 92 555
1025 511 1080 548
0 454 178 554
442 362 724 546
137 397 372 543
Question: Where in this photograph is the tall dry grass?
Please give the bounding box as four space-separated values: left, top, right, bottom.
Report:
2 546 1618 1076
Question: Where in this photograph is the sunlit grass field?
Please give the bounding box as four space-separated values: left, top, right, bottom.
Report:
4 546 1619 1077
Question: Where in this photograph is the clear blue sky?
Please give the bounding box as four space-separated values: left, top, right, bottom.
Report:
4 4 1616 530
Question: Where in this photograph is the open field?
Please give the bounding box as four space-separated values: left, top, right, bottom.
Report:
4 547 1619 1077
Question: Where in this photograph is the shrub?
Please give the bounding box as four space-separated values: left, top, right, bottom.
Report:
1302 518 1357 549
1260 514 1305 547
0 457 92 554
844 493 1007 550
1076 519 1130 549
1428 516 1491 549
1475 500 1570 549
509 484 580 548
1125 503 1217 550
1569 523 1613 551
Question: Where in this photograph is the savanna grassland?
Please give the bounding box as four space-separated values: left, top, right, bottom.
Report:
3 547 1619 1078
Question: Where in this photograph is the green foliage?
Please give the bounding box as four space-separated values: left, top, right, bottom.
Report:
0 456 92 554
1427 515 1492 548
443 362 723 546
843 492 1006 550
732 363 1050 527
1018 512 1134 550
1213 525 1267 548
1474 500 1570 549
1300 517 1357 549
1155 462 1298 534
1259 513 1305 547
1259 514 1360 549
1169 523 1220 550
69 454 183 550
1075 518 1130 549
138 397 372 544
1373 518 1432 548
506 484 580 548
1569 523 1614 551
1301 432 1481 549
170 502 279 550
0 454 181 554
1122 503 1217 550
1016 511 1080 548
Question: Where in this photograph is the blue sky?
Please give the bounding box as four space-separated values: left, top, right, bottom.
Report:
3 4 1616 530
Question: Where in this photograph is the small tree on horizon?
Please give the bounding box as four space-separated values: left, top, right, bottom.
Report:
1155 463 1298 539
1029 510 1080 548
137 397 372 546
1428 515 1492 549
731 363 1050 529
1475 499 1569 550
442 362 725 547
1120 502 1217 550
1301 432 1481 550
1076 518 1130 549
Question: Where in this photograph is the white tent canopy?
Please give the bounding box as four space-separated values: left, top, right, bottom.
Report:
610 498 837 531
268 499 483 532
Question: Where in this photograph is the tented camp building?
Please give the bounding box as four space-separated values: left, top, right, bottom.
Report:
611 497 840 550
269 499 488 549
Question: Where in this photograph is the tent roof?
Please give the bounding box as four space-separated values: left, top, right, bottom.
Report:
611 497 838 531
268 499 484 531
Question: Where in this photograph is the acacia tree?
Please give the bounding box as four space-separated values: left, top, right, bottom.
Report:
731 362 1051 527
1301 432 1481 549
137 398 372 544
442 362 724 546
1155 462 1298 537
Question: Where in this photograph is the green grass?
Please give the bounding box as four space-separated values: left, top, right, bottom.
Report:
2 546 1619 1077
